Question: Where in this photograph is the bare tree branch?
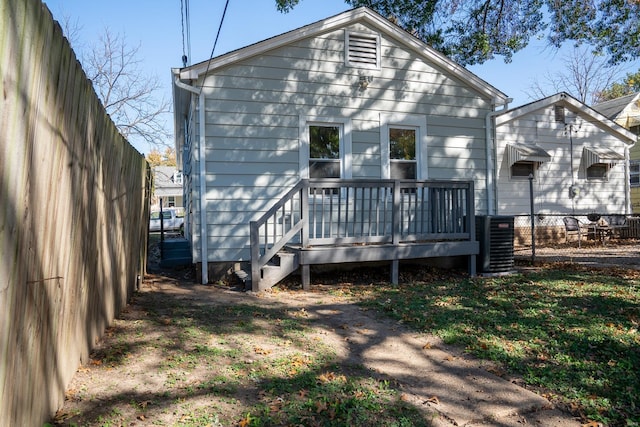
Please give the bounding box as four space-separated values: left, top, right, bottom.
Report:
81 29 171 147
526 46 625 104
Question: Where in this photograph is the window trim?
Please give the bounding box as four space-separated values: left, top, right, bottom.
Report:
299 116 352 179
630 160 640 188
381 113 427 180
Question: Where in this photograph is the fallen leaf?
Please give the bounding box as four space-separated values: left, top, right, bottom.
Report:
424 396 440 405
254 346 271 355
422 342 433 349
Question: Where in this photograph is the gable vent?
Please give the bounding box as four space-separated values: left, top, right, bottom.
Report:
346 32 379 68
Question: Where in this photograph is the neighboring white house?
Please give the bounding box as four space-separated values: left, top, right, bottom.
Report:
172 7 510 284
151 166 184 210
492 92 636 242
592 92 640 213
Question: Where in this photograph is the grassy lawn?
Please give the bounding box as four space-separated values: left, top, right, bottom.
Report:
345 264 640 426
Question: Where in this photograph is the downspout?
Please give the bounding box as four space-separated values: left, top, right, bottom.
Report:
625 144 632 215
174 77 209 284
485 97 512 215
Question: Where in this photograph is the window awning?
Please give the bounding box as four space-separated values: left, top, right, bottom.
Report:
506 143 552 166
583 146 625 168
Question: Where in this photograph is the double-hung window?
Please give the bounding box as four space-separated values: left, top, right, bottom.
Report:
309 125 341 178
381 113 427 180
389 127 416 179
630 160 640 187
299 117 352 180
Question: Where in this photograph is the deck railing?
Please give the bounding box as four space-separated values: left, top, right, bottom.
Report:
250 179 475 286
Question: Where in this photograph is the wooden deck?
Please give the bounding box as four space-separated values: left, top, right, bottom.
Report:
250 179 478 291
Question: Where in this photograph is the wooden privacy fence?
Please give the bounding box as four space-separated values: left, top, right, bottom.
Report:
0 1 151 426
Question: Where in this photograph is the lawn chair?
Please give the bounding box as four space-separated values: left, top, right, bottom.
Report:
563 216 586 248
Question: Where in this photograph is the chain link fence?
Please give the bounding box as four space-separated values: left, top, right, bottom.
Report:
513 213 640 261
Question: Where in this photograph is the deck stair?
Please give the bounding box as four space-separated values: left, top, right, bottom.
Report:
160 238 192 268
235 251 299 290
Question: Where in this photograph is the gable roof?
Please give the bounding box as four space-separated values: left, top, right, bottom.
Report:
153 166 181 189
495 92 637 145
592 92 639 119
592 92 640 128
173 7 508 103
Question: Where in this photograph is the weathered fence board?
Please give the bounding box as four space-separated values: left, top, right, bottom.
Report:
0 1 151 425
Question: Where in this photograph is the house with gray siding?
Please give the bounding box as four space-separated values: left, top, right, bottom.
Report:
493 92 636 243
172 7 509 288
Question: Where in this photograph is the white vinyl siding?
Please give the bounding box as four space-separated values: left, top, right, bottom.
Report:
495 105 629 216
191 22 493 262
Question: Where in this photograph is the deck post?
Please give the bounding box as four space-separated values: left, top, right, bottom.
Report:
301 265 310 290
466 181 477 277
391 259 399 284
249 221 261 291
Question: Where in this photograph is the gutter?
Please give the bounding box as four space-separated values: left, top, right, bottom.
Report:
174 76 209 284
485 97 513 215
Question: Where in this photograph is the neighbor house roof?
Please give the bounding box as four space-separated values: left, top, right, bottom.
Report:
495 92 637 145
172 7 508 103
592 92 640 129
153 166 182 198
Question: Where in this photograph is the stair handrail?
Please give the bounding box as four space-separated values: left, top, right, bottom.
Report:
250 179 309 288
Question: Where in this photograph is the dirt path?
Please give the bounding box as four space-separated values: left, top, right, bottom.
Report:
53 273 583 426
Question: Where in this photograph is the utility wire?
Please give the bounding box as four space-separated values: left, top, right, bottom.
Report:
180 0 192 67
200 0 230 89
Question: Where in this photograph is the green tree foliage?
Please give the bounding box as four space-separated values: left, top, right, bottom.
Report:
596 69 640 102
275 0 640 66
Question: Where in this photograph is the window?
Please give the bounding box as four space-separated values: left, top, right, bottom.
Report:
587 164 608 180
173 172 183 185
389 127 416 179
309 125 341 178
345 31 380 69
511 162 535 179
631 161 640 187
381 113 427 180
167 196 176 207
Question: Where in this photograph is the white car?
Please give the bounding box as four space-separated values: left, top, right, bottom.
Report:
149 208 184 233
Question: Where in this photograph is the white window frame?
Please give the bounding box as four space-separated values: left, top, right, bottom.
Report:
630 160 640 188
173 172 183 185
299 116 352 179
380 113 427 180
